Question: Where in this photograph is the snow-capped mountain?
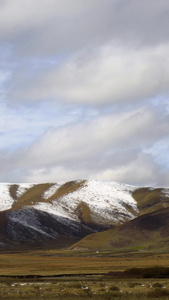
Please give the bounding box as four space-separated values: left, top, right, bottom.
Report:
0 179 169 250
0 180 138 218
33 180 139 225
0 180 138 249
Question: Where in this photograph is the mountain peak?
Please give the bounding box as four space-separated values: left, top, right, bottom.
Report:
0 180 169 251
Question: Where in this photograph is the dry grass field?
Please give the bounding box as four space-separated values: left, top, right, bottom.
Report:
1 277 169 299
1 250 169 276
0 250 169 299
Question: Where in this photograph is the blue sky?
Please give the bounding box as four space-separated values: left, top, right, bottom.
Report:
1 0 169 186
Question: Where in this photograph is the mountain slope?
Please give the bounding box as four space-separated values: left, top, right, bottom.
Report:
71 207 169 252
0 180 138 249
0 180 169 250
132 187 169 214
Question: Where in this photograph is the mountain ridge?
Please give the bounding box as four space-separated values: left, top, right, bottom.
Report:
0 179 169 251
71 206 169 252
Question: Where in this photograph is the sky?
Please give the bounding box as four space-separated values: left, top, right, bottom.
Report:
1 0 169 186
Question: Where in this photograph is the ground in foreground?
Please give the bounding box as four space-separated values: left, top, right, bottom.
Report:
1 250 169 299
1 277 169 299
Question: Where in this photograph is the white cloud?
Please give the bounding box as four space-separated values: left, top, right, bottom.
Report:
0 0 92 39
1 0 169 186
23 166 88 183
0 106 165 185
1 0 169 55
20 151 169 187
20 107 167 166
94 153 160 186
9 43 169 105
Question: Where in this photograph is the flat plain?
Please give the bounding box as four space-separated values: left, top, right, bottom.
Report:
1 250 169 299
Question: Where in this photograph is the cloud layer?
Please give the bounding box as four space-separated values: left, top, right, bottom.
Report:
1 0 169 186
10 43 169 105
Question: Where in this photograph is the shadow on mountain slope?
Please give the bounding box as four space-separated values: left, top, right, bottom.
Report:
71 207 169 252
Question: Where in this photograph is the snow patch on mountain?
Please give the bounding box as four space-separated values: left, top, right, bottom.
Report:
42 182 64 199
0 180 139 226
8 208 56 239
34 201 76 221
16 183 34 198
0 183 14 211
163 189 169 197
34 180 138 226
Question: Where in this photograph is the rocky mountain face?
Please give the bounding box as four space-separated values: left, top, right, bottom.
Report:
0 179 169 251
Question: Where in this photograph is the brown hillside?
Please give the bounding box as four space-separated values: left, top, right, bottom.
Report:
132 187 169 215
71 207 169 252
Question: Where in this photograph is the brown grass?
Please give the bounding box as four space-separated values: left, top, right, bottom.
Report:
48 180 86 201
0 275 169 299
12 183 54 210
132 188 169 215
71 206 169 252
76 202 93 225
9 185 19 200
0 250 169 276
11 180 86 210
1 250 169 299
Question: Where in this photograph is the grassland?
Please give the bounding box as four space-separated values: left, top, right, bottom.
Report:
132 187 169 215
1 276 169 299
1 250 169 299
2 249 169 276
71 206 169 252
1 184 169 298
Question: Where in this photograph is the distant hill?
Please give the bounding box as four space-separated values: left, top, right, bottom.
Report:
0 180 169 250
71 207 169 252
